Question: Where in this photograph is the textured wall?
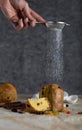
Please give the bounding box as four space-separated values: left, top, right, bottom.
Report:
0 0 82 95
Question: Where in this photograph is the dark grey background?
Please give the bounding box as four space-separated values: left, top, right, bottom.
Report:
0 0 82 95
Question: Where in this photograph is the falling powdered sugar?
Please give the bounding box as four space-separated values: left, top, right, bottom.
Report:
45 29 64 83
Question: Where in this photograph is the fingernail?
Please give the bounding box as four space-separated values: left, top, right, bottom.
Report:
12 20 19 26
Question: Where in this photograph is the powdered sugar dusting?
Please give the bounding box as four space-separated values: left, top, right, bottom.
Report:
45 29 63 83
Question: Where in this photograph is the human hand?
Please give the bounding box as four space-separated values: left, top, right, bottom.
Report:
0 0 46 30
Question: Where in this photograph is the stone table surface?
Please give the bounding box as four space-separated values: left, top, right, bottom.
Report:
0 95 82 130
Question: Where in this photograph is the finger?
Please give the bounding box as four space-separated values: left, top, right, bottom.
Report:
30 8 46 23
20 10 34 28
18 19 24 29
30 19 36 27
11 16 24 30
23 3 34 21
20 10 29 28
23 17 29 28
12 12 29 29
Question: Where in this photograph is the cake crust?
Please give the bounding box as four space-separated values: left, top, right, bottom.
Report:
39 84 64 111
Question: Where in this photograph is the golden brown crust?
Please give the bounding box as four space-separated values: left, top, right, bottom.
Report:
0 83 17 103
39 84 64 111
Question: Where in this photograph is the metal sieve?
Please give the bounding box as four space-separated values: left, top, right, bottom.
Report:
36 21 70 29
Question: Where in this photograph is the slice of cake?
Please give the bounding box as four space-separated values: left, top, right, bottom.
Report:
26 97 51 113
39 84 64 111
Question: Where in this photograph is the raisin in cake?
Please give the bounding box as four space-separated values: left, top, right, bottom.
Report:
39 84 64 111
26 97 51 113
